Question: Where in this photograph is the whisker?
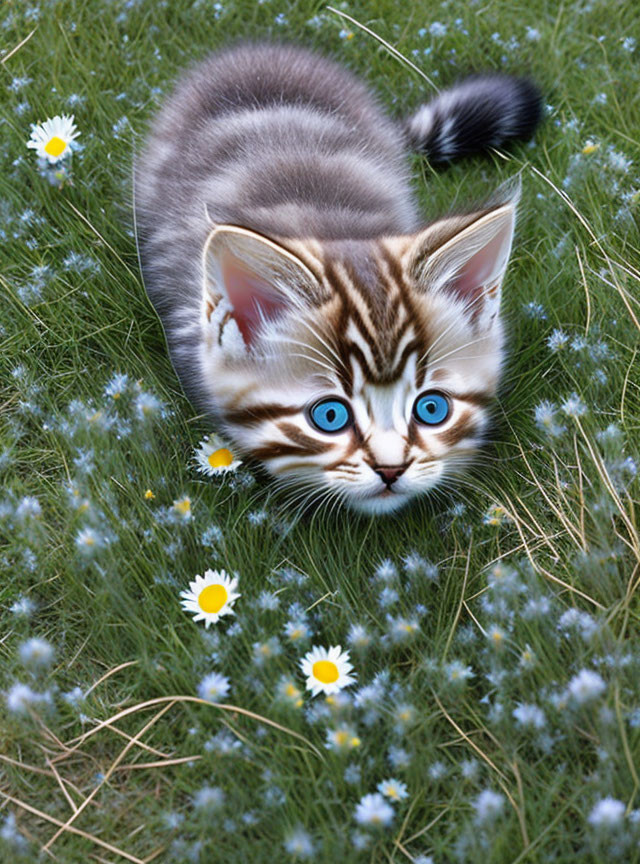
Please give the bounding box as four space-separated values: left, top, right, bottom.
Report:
286 352 337 377
277 336 339 370
423 288 490 356
295 317 344 367
426 334 496 368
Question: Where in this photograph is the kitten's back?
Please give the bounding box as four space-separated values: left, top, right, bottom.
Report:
136 43 417 244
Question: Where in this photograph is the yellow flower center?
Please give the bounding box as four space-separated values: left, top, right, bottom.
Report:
582 143 599 155
285 683 299 699
44 136 67 157
335 730 349 746
198 584 228 613
313 660 339 684
174 497 191 515
208 448 233 468
144 489 155 500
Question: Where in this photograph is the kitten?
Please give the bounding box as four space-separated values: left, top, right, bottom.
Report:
135 42 541 514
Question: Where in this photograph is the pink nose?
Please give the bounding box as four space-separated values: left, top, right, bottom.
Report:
374 465 407 486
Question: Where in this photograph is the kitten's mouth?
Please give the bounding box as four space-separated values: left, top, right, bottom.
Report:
371 486 408 504
350 486 411 515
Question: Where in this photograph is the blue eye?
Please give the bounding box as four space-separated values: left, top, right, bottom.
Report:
309 398 352 433
413 392 450 426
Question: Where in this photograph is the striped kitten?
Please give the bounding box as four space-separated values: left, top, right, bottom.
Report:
135 43 541 514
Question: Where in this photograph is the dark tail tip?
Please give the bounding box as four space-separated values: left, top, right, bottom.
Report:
407 74 543 164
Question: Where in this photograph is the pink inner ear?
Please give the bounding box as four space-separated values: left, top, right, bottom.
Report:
446 231 508 306
222 253 289 345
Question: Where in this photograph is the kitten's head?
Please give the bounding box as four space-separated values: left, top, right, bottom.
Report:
199 186 518 514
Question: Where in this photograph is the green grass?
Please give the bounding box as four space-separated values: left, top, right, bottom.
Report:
1 0 639 862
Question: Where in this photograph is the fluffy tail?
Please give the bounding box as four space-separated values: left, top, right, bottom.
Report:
406 75 542 163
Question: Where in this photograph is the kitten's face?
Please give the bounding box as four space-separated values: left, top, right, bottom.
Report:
200 196 516 514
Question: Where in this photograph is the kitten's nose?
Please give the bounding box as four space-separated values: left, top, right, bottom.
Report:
374 465 407 487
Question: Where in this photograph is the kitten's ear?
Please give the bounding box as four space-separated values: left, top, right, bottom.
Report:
405 182 519 329
202 225 321 347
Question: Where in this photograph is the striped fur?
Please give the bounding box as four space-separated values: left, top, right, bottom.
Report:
135 43 540 513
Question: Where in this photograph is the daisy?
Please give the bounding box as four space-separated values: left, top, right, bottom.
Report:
172 496 191 520
354 793 394 827
300 645 356 697
325 725 361 752
473 789 505 825
588 797 625 829
276 677 303 708
284 618 312 642
180 569 240 628
26 114 79 163
567 668 606 704
18 638 55 669
194 434 242 477
284 826 315 859
193 785 225 812
197 671 230 703
377 778 409 802
483 504 511 526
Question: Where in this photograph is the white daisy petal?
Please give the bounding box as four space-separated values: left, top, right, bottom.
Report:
193 434 242 477
300 644 357 697
179 569 240 627
26 114 80 164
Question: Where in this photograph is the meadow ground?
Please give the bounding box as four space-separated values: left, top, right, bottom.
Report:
1 0 639 862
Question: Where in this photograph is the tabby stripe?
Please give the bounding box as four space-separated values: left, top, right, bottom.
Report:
323 259 380 358
338 329 355 395
270 460 327 475
407 419 420 448
377 247 429 385
384 294 404 331
347 340 379 383
389 338 422 382
346 323 379 374
390 320 415 368
338 254 388 321
437 410 476 447
454 392 493 407
252 441 332 460
276 422 332 454
324 457 358 471
225 403 302 425
340 288 381 363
